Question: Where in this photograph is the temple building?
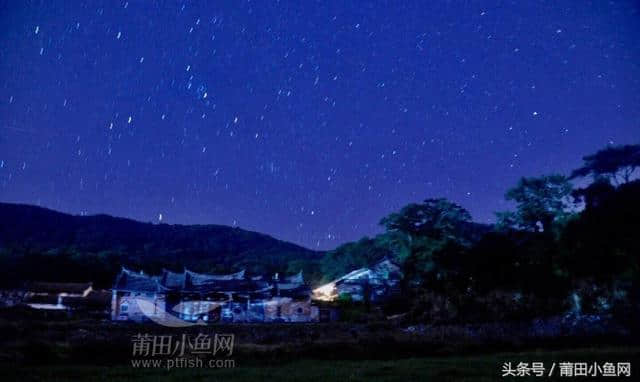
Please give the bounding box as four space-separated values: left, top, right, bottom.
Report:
111 267 318 323
22 282 94 310
312 258 403 303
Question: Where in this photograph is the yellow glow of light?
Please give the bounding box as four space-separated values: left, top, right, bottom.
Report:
312 283 336 301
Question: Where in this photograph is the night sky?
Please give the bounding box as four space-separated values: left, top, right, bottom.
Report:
1 1 639 250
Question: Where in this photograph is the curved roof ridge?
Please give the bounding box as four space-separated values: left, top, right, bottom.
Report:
185 268 245 278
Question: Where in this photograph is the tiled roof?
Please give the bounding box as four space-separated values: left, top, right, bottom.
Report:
185 269 245 286
183 279 269 293
160 269 185 289
278 283 311 298
113 267 308 298
315 258 403 291
24 281 92 295
113 268 164 292
285 270 304 284
371 258 403 277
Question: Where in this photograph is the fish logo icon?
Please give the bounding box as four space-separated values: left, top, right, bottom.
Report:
134 297 224 327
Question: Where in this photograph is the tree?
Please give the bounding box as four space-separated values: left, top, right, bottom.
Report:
571 176 616 210
560 179 640 282
379 198 472 241
570 144 640 185
497 175 573 233
380 198 473 291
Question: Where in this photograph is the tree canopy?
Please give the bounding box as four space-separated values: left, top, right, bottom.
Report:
570 144 640 184
379 198 472 241
496 174 573 233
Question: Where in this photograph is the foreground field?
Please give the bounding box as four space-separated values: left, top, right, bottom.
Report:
1 313 637 381
2 347 638 382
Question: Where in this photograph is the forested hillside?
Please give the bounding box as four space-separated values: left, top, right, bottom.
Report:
0 203 324 288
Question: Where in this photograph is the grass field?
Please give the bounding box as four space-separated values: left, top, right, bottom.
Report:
2 347 638 382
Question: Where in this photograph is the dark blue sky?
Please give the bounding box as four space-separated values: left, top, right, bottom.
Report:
1 1 639 250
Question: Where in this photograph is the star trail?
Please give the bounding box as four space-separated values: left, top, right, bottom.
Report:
1 1 639 249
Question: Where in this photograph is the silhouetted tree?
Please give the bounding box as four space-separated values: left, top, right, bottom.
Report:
496 175 573 233
560 179 640 282
571 176 616 210
380 198 472 241
570 144 640 185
